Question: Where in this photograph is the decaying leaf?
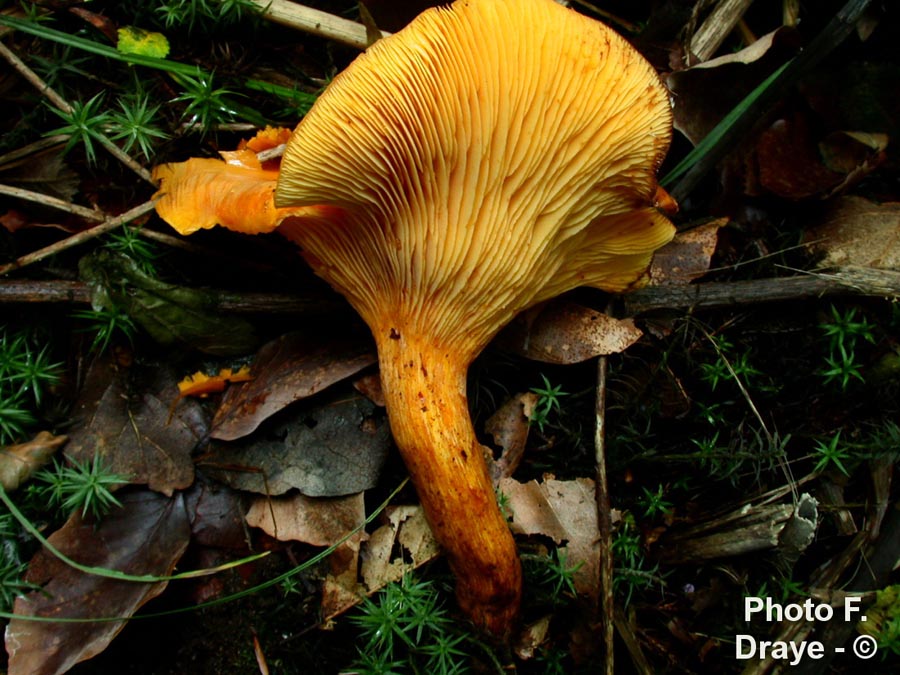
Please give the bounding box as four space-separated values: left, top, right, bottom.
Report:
806 196 900 270
499 476 600 600
246 492 368 624
0 149 80 203
6 490 191 675
320 504 440 621
205 390 390 497
79 250 259 357
514 614 552 660
211 331 377 441
116 26 170 59
245 491 366 547
360 505 439 592
0 432 66 491
485 392 538 481
65 356 205 496
497 300 643 364
648 219 724 286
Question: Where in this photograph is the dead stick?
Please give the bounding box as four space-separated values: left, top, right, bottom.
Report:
0 200 156 276
246 0 385 50
0 184 105 222
624 267 900 314
690 0 756 62
594 354 615 674
0 279 345 316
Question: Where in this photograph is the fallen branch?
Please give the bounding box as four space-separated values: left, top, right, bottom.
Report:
247 0 385 50
0 200 157 276
0 183 104 222
625 267 900 314
0 278 345 317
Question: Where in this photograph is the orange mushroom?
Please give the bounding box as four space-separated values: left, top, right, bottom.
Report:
153 0 675 637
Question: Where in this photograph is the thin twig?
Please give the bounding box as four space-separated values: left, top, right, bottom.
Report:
0 183 104 222
690 0 756 63
246 0 386 50
0 200 156 276
594 354 615 675
0 38 154 185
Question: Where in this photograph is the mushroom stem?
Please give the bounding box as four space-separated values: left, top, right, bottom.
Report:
374 326 521 636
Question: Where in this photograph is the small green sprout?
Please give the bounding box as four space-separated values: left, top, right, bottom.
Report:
44 93 110 165
812 431 851 477
37 454 129 520
529 374 569 432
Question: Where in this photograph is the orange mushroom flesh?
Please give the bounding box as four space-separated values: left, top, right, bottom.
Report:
153 0 675 638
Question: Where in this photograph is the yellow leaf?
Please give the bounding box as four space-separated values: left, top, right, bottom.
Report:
117 26 170 59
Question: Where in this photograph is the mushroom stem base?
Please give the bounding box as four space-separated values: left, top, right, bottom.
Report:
375 328 521 637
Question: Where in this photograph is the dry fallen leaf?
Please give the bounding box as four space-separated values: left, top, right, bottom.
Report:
6 490 191 675
497 300 643 364
484 392 538 481
320 504 440 621
204 390 390 497
65 356 206 496
806 196 900 270
500 476 600 601
245 491 366 547
212 331 376 441
514 614 552 660
246 491 368 625
648 219 724 286
0 431 66 491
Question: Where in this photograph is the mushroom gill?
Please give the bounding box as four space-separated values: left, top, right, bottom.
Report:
153 0 675 638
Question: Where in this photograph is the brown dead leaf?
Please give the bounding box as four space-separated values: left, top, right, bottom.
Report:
212 331 377 441
361 506 439 594
204 390 390 497
514 614 552 660
0 149 80 204
65 356 205 496
499 476 600 600
497 300 643 364
6 490 191 675
753 113 849 200
353 372 385 406
0 431 66 491
648 220 724 286
184 482 248 550
322 504 440 621
247 491 368 621
245 491 366 546
485 392 538 481
806 196 900 269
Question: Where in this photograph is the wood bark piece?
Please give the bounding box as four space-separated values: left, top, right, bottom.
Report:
625 266 900 314
657 493 818 564
690 0 757 63
247 0 384 50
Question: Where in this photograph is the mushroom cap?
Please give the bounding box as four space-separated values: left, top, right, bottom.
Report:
275 0 674 355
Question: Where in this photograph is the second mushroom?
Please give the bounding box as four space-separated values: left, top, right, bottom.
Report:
153 0 675 638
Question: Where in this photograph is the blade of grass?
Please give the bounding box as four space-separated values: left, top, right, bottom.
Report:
0 479 408 623
661 59 790 190
0 483 268 583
